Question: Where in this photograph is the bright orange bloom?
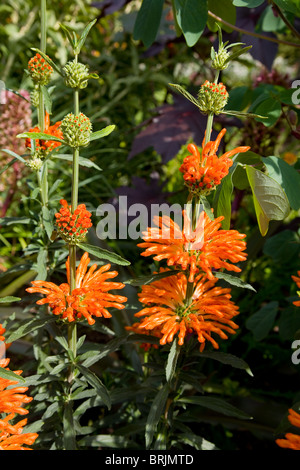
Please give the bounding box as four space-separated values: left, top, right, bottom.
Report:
276 409 300 450
179 129 250 195
125 322 161 351
0 358 33 415
25 112 63 154
138 211 247 282
26 252 127 325
55 199 93 244
0 324 5 342
0 413 38 450
292 271 300 307
133 270 239 351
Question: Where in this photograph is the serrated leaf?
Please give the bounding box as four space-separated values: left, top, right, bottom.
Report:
146 384 169 448
78 242 130 266
214 272 256 292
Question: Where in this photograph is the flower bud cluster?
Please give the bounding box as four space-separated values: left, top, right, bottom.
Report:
197 80 229 115
63 60 90 89
28 53 53 86
60 112 92 148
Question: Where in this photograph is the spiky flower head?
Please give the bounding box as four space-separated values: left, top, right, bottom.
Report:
60 112 92 148
211 45 230 70
63 60 90 89
26 156 43 171
28 53 53 86
55 199 93 244
197 80 229 115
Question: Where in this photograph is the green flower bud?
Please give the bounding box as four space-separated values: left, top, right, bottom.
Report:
63 60 90 89
30 87 40 108
197 81 229 115
26 156 43 171
212 46 230 70
60 112 92 148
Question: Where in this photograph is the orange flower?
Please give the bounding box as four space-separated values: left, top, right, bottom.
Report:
133 270 239 351
180 129 250 195
0 324 5 342
0 358 33 415
276 409 300 450
26 252 127 325
125 322 161 351
0 413 38 450
138 211 247 282
55 199 93 244
292 271 300 307
25 112 63 154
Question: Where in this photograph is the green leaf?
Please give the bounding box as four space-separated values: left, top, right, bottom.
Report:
207 0 236 33
17 131 66 144
263 230 300 264
74 19 97 55
214 272 256 292
245 165 290 236
246 301 279 341
278 306 300 341
89 125 116 142
1 148 26 164
0 217 31 226
36 247 47 281
146 384 169 448
5 316 56 343
213 170 234 229
166 339 180 382
174 0 208 46
77 364 111 409
125 269 181 286
40 85 52 114
53 154 102 171
0 157 19 176
197 351 253 376
0 367 25 383
78 242 130 266
273 0 300 15
133 0 165 48
225 46 252 63
253 98 282 127
168 83 201 109
63 401 77 450
178 396 252 420
78 434 130 449
264 156 300 211
0 296 21 303
200 195 214 220
59 23 76 49
42 206 54 240
31 48 63 76
233 0 264 6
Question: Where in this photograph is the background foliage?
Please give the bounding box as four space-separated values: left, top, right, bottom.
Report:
0 0 300 450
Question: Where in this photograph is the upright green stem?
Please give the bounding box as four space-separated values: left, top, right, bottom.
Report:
68 63 80 364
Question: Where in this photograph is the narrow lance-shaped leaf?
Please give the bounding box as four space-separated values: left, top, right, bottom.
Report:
146 383 169 448
78 242 130 266
74 19 97 55
89 125 116 142
77 364 111 409
0 367 26 383
17 131 66 144
166 339 181 382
